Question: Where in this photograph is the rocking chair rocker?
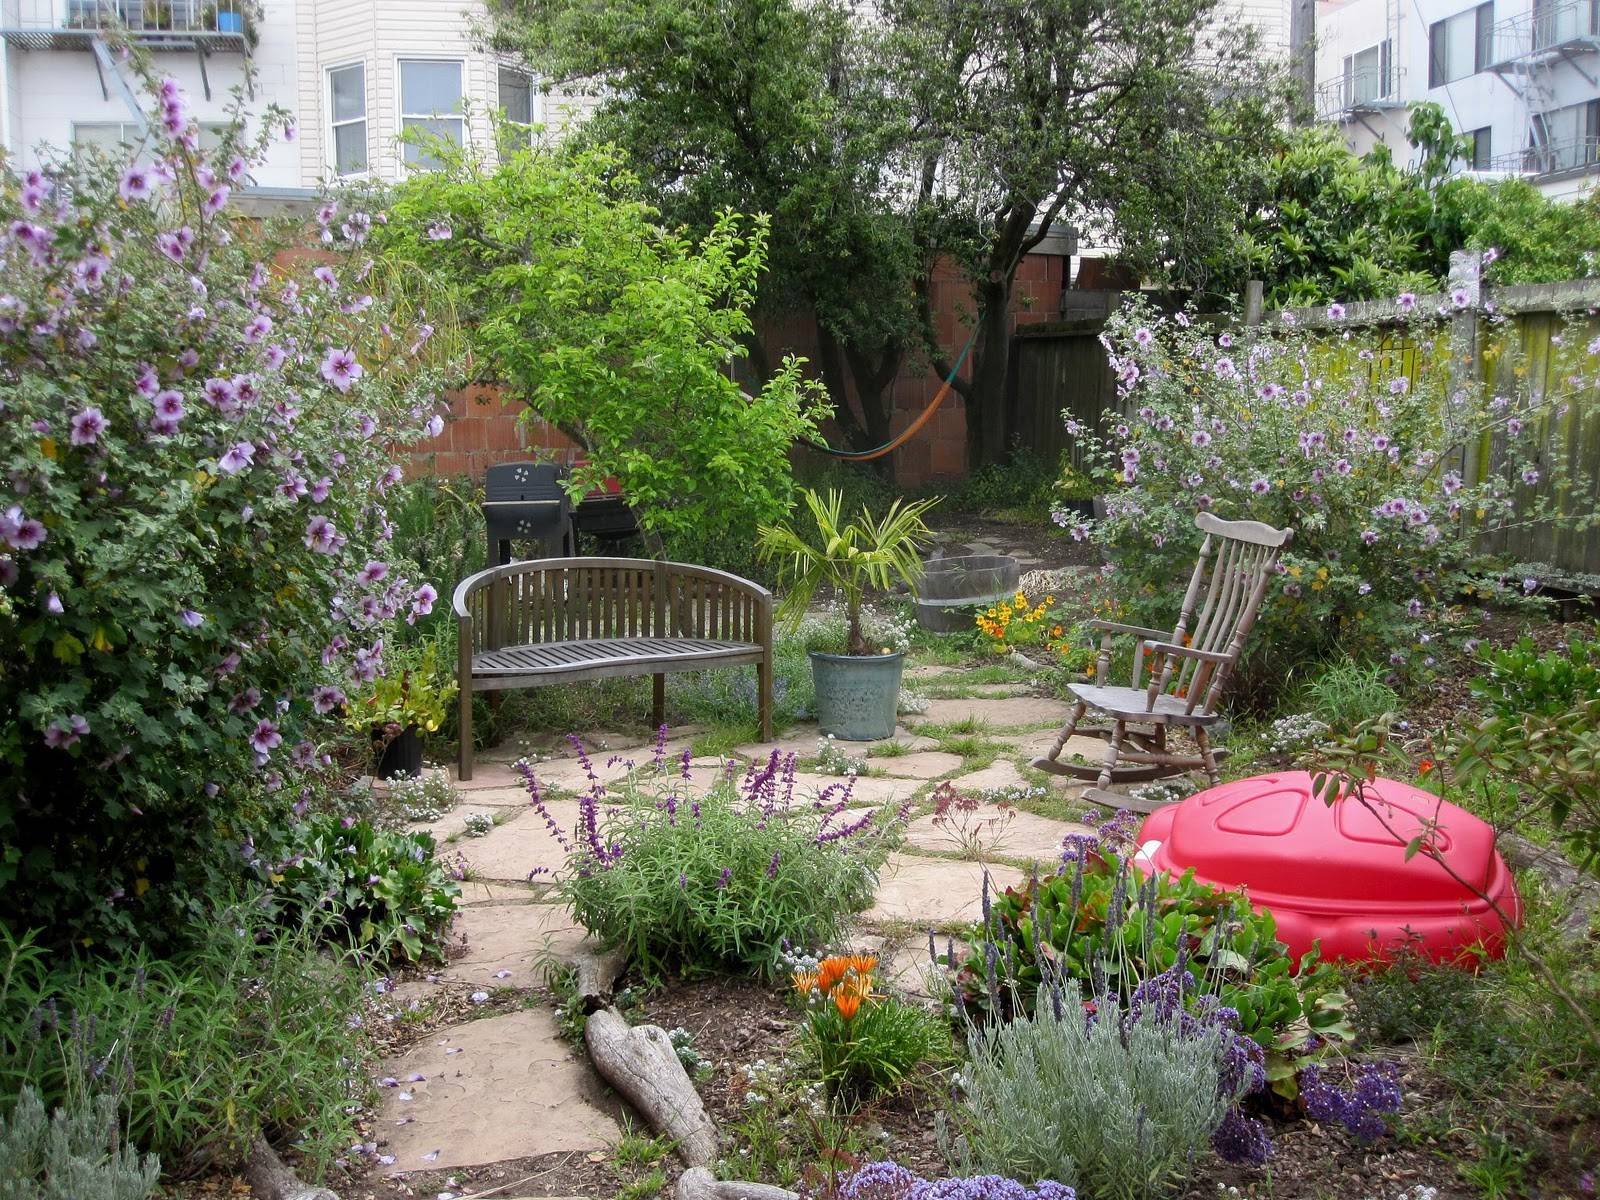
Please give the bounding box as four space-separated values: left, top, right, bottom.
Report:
1032 512 1294 813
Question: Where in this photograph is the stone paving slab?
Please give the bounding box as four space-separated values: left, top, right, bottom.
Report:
375 1008 621 1175
455 802 587 882
791 772 919 807
444 902 585 988
865 853 1023 927
1002 729 1113 763
948 759 1035 795
458 880 540 905
872 751 966 779
915 696 1070 730
904 807 1090 863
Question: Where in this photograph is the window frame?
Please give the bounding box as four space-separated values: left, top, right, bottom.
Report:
1342 38 1393 105
497 64 539 151
1467 125 1492 170
1429 2 1495 87
326 60 369 178
397 56 468 173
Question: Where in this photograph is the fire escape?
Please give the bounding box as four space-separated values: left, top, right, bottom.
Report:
1486 0 1600 177
1315 0 1409 140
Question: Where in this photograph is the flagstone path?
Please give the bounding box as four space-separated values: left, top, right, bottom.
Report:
370 691 1102 1190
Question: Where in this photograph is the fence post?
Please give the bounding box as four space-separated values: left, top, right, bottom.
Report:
1243 280 1264 327
1449 250 1486 486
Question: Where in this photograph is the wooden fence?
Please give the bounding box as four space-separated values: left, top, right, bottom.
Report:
1007 256 1600 578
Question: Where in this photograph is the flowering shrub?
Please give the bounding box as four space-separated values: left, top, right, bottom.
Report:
835 1162 1074 1200
1060 297 1599 694
792 953 946 1106
974 591 1082 664
521 736 906 977
0 69 447 949
1299 1060 1404 1140
956 811 1354 1096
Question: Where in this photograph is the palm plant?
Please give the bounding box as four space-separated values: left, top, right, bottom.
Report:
758 488 939 655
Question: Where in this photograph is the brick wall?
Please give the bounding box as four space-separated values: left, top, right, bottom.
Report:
403 384 578 480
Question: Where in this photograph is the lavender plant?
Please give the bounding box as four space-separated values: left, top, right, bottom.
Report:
0 64 449 950
835 1161 1075 1200
0 1087 159 1200
1061 296 1600 693
519 736 908 977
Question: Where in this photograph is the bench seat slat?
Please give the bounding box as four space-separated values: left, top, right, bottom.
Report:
473 637 761 677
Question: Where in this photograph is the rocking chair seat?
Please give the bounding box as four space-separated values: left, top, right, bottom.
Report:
1066 683 1222 726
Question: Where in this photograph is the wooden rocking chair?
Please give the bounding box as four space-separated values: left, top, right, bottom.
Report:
1031 512 1294 813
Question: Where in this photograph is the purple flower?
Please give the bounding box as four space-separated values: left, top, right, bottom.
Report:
1521 467 1540 485
1190 429 1211 448
319 347 363 392
356 560 389 585
180 609 204 627
424 413 445 438
1396 292 1417 312
1326 302 1346 320
119 165 154 202
243 313 273 343
427 222 453 241
717 867 732 890
313 685 346 714
45 590 63 614
249 719 282 760
203 185 230 215
409 583 438 623
312 265 338 291
218 442 255 475
69 407 107 446
304 514 339 553
1132 326 1153 347
1212 357 1235 379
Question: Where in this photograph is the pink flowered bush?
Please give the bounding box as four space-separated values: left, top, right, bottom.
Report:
0 67 449 950
1060 297 1600 696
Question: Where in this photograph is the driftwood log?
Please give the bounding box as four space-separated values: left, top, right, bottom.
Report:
571 941 630 1013
585 1007 718 1167
676 1166 800 1200
245 1138 338 1200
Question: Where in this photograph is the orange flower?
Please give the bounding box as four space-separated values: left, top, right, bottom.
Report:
846 953 879 976
791 970 819 995
816 956 851 993
1418 759 1434 775
832 988 863 1020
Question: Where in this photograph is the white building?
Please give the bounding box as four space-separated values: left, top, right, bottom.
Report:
1314 0 1600 199
0 0 595 190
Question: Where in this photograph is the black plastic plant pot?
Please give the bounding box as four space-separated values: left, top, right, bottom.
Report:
1058 498 1094 519
374 724 423 780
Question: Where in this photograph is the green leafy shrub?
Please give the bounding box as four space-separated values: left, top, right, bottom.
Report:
528 742 903 977
0 67 448 952
0 1087 159 1200
956 851 1353 1096
1472 625 1600 721
374 139 832 561
1066 295 1596 701
792 953 947 1106
1302 659 1401 728
271 816 461 961
0 914 370 1178
950 979 1240 1199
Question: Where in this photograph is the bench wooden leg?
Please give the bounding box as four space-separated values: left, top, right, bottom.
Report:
652 673 665 731
757 657 773 743
459 679 474 782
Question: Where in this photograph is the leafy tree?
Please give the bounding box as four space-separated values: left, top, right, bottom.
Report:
484 0 924 456
885 0 1286 466
376 141 831 557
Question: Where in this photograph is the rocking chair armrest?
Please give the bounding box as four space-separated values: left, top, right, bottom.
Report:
1086 620 1170 641
1143 641 1231 665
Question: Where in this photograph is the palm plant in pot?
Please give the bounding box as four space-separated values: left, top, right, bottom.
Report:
758 488 939 740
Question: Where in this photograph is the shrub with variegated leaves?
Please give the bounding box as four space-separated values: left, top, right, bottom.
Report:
0 64 450 951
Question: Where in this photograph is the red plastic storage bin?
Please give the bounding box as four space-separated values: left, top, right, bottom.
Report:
1135 772 1520 965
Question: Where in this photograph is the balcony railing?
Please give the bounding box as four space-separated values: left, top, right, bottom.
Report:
1314 66 1406 122
1488 0 1600 66
1490 135 1600 176
0 0 251 47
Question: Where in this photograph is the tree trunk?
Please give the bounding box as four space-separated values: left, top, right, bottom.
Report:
584 1007 719 1167
245 1138 338 1200
571 941 629 1013
965 279 1013 471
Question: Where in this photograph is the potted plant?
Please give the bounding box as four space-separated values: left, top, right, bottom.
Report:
758 488 939 740
1054 458 1097 520
346 642 457 779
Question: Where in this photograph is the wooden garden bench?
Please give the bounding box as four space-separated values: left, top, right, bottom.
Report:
453 557 773 780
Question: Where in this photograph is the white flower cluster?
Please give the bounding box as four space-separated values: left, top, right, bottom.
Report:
816 735 867 777
387 769 459 822
1265 712 1331 756
461 811 495 838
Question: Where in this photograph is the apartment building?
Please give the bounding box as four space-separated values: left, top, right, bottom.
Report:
0 0 593 190
1315 0 1600 198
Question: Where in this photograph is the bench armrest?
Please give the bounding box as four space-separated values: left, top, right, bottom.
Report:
1086 619 1171 685
1144 641 1230 665
1087 619 1170 641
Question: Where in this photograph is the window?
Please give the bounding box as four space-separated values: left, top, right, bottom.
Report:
328 63 367 176
498 66 537 151
1428 3 1494 87
72 121 228 161
399 59 465 170
1341 39 1392 105
1467 126 1492 169
1533 0 1600 49
1531 99 1600 173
